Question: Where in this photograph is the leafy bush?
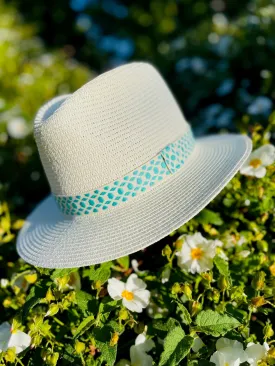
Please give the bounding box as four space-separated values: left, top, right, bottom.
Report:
1 1 275 365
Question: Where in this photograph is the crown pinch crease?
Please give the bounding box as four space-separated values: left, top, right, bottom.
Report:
54 128 195 216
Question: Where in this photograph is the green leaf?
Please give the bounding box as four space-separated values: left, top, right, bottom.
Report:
23 281 48 319
196 209 223 226
98 299 119 325
159 326 193 366
176 302 192 325
73 315 94 339
75 290 96 315
51 268 78 280
116 256 129 270
94 325 117 366
195 310 240 337
214 256 229 277
83 264 111 284
149 318 180 338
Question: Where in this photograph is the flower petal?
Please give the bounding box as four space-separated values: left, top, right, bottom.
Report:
240 164 255 176
192 337 205 353
107 278 125 300
130 346 153 366
0 322 11 353
246 343 268 366
9 330 31 354
254 166 266 178
210 350 226 366
255 144 275 165
126 274 146 292
122 298 143 313
135 334 155 352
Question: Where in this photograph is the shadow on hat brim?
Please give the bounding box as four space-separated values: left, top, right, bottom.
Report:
16 134 252 268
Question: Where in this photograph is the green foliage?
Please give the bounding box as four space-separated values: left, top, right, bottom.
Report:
1 0 275 365
159 327 193 366
194 310 240 337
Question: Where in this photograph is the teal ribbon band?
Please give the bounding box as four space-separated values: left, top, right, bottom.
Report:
54 128 195 216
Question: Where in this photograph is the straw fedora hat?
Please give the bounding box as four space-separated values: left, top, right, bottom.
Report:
16 62 252 268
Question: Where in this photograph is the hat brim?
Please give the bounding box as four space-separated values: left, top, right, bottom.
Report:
16 134 252 268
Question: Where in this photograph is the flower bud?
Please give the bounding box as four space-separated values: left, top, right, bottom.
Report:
32 334 42 347
230 286 246 303
252 271 266 291
182 283 192 300
45 303 59 317
119 308 129 321
251 296 266 308
175 236 184 250
190 301 202 317
46 288 55 303
171 282 182 295
93 280 102 290
46 352 59 366
75 340 85 354
3 298 12 308
207 289 220 303
110 332 119 346
268 347 275 358
258 186 264 198
55 275 70 291
218 275 230 291
264 322 274 339
162 245 172 258
4 348 16 363
201 272 213 289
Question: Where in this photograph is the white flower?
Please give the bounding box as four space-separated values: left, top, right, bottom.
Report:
210 338 248 366
224 234 246 249
247 96 272 116
240 144 275 178
131 259 146 274
0 322 31 354
11 273 30 293
7 117 29 139
176 233 217 274
239 250 251 258
246 342 269 365
192 336 205 352
115 333 155 366
108 274 150 313
0 279 9 288
130 334 155 366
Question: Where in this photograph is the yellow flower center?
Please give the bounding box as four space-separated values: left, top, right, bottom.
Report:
249 158 262 168
225 363 229 366
121 290 134 301
191 247 203 260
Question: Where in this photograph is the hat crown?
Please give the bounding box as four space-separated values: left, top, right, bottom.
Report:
35 62 189 196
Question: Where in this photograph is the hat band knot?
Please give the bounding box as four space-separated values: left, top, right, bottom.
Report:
54 128 195 216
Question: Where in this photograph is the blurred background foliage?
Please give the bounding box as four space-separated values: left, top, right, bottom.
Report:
1 0 275 216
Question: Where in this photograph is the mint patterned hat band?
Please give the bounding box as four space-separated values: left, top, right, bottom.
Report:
54 128 195 216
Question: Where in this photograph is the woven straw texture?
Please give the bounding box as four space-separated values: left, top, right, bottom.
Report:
34 62 189 196
17 134 251 268
16 62 252 268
